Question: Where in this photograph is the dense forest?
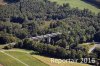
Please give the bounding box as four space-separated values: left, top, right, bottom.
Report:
0 0 100 62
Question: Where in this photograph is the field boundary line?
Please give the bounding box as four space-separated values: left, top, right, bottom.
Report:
2 50 30 54
0 50 29 66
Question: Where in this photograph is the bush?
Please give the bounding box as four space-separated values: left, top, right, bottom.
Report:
4 45 11 49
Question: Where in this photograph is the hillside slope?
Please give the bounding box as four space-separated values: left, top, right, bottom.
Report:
83 0 100 8
50 0 100 14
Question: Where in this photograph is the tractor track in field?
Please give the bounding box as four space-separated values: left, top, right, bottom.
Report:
0 50 29 66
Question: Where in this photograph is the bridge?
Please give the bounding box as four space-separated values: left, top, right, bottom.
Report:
29 32 62 43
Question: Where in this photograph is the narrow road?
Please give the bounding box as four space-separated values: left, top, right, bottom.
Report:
88 43 100 53
88 44 97 53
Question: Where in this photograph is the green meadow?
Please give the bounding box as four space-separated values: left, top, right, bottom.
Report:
0 49 90 66
50 0 100 14
0 51 48 66
0 52 25 66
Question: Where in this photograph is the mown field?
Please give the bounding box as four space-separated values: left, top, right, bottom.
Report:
0 49 90 66
0 50 48 66
49 0 100 14
33 55 89 66
0 52 25 66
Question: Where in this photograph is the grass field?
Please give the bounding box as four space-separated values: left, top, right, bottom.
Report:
49 0 100 14
6 51 48 66
0 50 48 66
79 43 95 51
0 52 25 66
33 55 89 66
0 49 90 66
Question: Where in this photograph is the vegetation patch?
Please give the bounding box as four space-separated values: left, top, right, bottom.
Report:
49 0 100 14
33 54 89 66
0 52 25 66
83 0 100 8
1 49 90 66
0 0 100 66
78 43 95 51
5 51 48 66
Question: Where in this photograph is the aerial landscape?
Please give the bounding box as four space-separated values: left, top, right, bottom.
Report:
0 0 100 66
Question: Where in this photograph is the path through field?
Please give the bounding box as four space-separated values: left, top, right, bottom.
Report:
0 50 29 66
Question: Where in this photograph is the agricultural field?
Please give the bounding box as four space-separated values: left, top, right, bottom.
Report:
33 55 89 66
0 51 25 66
0 49 90 66
49 0 100 14
0 50 48 66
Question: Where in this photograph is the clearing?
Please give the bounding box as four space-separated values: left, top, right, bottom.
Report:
49 0 100 14
0 50 48 66
0 49 90 66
